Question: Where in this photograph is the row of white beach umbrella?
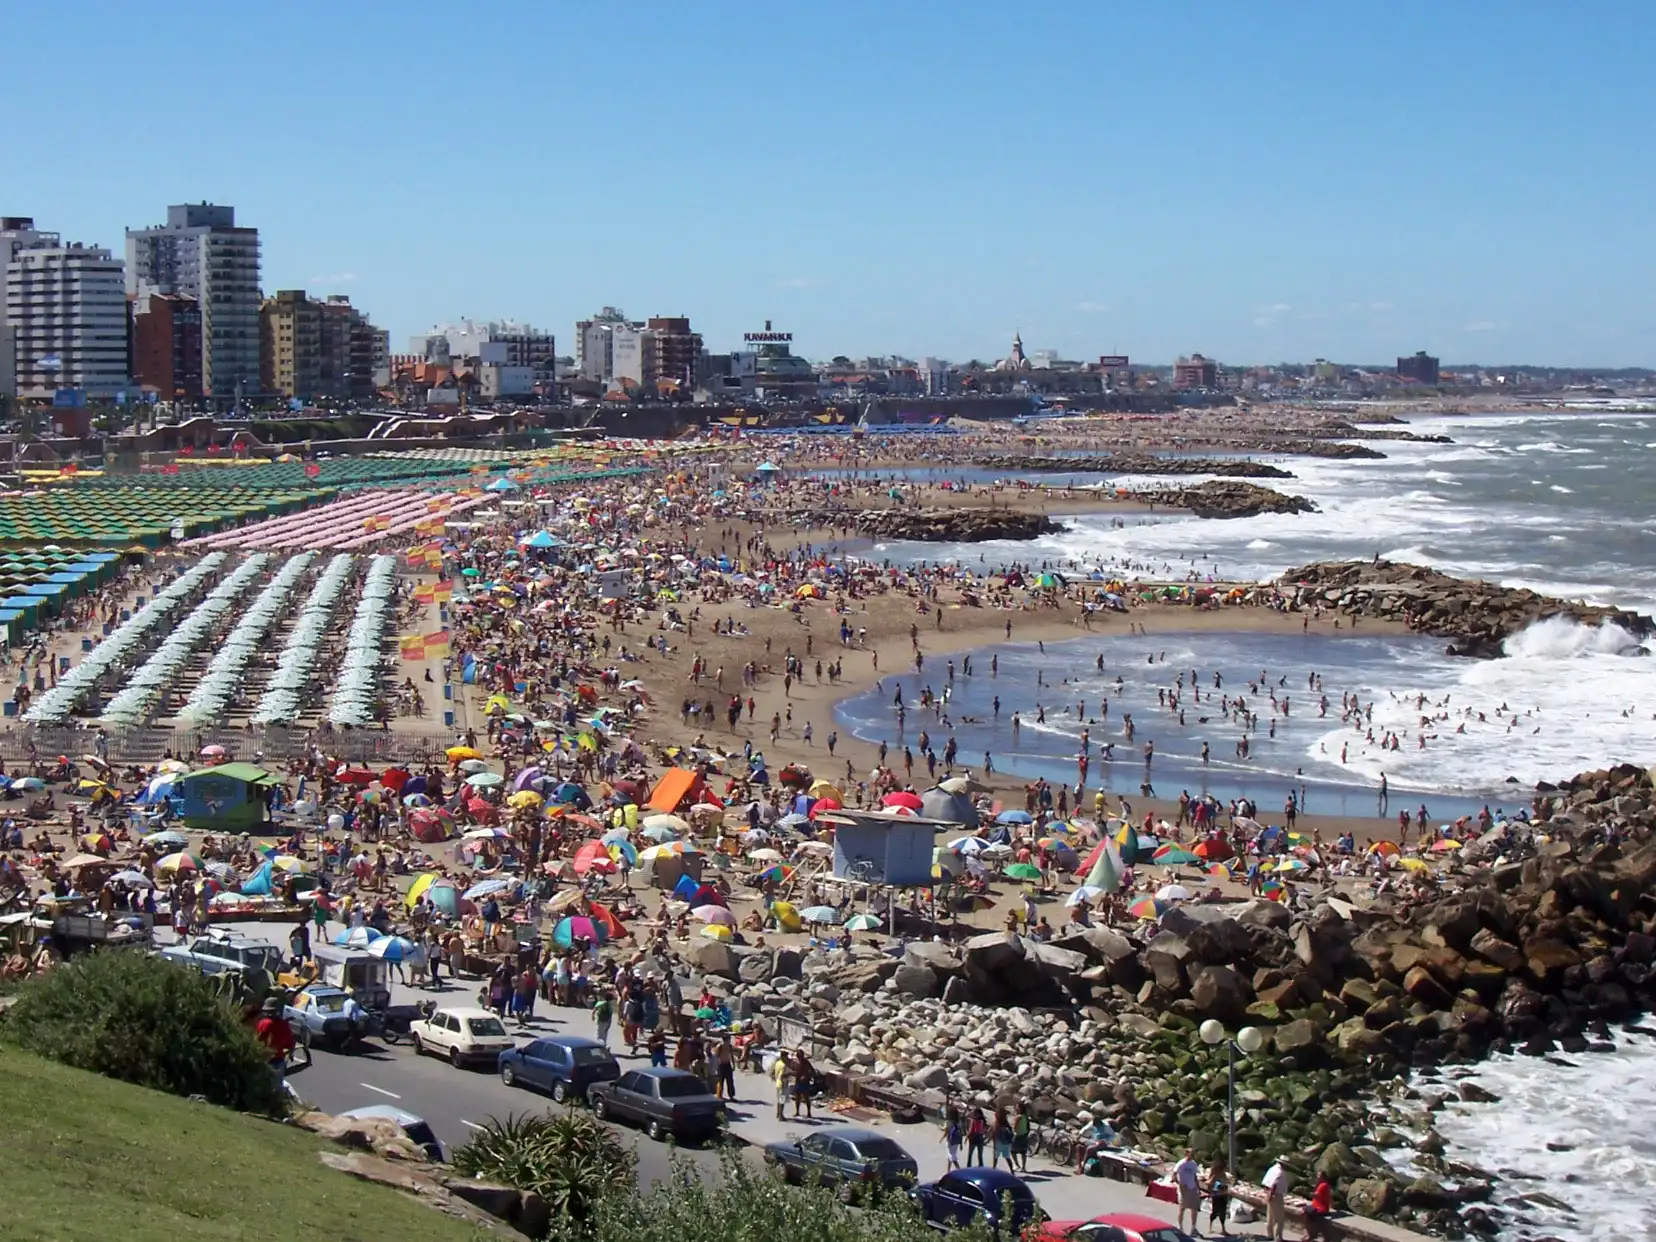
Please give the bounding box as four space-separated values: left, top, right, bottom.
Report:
250 553 357 726
23 554 229 724
98 555 271 725
175 552 316 725
327 555 398 727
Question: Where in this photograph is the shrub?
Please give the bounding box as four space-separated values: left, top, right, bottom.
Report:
0 951 286 1115
453 1112 636 1225
545 1150 992 1242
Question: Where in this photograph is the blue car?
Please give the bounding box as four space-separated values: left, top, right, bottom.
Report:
913 1168 1040 1235
497 1035 621 1103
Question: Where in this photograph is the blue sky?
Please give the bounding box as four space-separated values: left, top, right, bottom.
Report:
11 1 1653 366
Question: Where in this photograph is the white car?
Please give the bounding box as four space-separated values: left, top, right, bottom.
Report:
408 1007 516 1067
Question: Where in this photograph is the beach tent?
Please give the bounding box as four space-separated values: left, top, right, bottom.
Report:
178 762 280 832
921 787 978 829
647 768 702 814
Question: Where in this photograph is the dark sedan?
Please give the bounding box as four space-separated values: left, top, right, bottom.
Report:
498 1035 621 1103
913 1168 1040 1235
763 1126 919 1201
588 1067 725 1142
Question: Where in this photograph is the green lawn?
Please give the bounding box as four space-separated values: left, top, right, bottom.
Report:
0 1046 498 1242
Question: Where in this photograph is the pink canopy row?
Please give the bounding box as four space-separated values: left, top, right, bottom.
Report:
180 490 490 552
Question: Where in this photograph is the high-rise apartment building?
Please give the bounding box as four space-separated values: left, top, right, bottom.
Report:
126 203 261 400
5 242 130 400
0 216 56 399
646 316 702 389
574 307 638 383
131 291 203 401
261 290 383 402
259 289 322 399
1172 353 1219 390
1397 351 1440 385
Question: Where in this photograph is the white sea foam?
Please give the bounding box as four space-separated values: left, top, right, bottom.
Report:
1421 1035 1656 1242
1306 619 1656 793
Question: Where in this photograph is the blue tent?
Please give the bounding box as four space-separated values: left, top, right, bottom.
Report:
485 476 519 492
240 860 274 897
672 873 700 902
522 530 563 549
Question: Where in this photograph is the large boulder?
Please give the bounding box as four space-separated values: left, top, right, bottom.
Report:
905 940 964 974
687 938 739 980
1468 928 1522 971
736 948 774 985
1144 932 1194 995
829 957 898 993
1161 906 1254 964
1188 964 1248 1020
1345 1177 1396 1217
893 963 940 998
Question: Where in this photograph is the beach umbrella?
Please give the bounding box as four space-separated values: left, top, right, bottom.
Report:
466 771 504 788
638 842 690 861
1208 862 1237 879
332 925 383 948
200 744 227 760
457 758 488 774
1152 848 1203 866
402 792 433 808
608 840 638 866
368 935 423 963
996 809 1033 825
1083 841 1123 893
572 840 617 875
508 790 544 810
701 924 733 941
1431 838 1462 852
546 888 586 914
446 745 482 761
462 826 511 841
643 813 689 834
424 880 470 917
464 878 516 901
1004 862 1044 883
747 848 784 863
755 863 795 884
1368 840 1400 856
405 872 440 908
601 826 631 845
1127 897 1170 920
843 913 882 931
156 851 203 873
1397 857 1431 874
269 855 305 873
1272 859 1309 873
11 776 45 791
1066 886 1103 908
110 870 154 888
552 781 590 807
882 791 924 812
553 915 607 949
807 779 843 800
1192 839 1234 861
1155 883 1192 902
641 823 680 844
948 836 990 855
1260 879 1288 901
800 905 842 925
144 829 188 849
771 901 803 932
691 904 735 926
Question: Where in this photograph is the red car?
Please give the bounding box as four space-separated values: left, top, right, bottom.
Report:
1032 1213 1194 1242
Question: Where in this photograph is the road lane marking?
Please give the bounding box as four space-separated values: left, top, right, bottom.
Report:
360 1083 401 1099
460 1119 484 1130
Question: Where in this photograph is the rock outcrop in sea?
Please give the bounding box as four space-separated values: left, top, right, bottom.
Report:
814 506 1066 542
973 454 1295 479
1278 560 1656 656
1139 480 1317 519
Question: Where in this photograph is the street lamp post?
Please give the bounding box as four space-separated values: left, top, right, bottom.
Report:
1199 1019 1263 1178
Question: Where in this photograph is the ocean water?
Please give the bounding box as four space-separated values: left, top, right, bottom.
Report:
1409 1033 1656 1242
839 411 1656 799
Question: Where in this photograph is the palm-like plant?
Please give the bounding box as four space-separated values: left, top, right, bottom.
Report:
452 1112 635 1224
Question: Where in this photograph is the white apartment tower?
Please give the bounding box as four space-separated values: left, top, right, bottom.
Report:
126 203 261 399
0 216 56 398
5 242 130 399
574 306 637 383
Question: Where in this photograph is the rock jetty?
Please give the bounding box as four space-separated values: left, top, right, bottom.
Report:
974 454 1295 480
656 768 1656 1235
838 507 1065 542
1278 560 1655 657
1140 480 1316 519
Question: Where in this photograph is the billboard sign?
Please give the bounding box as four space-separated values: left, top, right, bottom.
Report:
1099 355 1130 369
744 331 792 343
52 388 86 408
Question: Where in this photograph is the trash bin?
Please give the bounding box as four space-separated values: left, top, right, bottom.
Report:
443 710 455 727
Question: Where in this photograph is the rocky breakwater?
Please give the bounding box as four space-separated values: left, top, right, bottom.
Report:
1139 480 1317 519
1279 559 1656 657
804 506 1066 542
973 454 1295 480
670 773 1656 1235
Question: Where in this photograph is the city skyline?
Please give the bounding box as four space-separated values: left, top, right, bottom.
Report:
8 1 1654 367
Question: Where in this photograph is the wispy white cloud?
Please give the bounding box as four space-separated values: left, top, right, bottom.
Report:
1267 302 1292 313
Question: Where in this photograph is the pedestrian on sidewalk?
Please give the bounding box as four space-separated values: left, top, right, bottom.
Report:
1173 1148 1202 1236
593 988 614 1048
966 1107 987 1167
991 1108 1013 1170
943 1103 963 1170
1206 1158 1230 1235
1262 1158 1289 1242
771 1050 789 1119
790 1050 816 1119
1011 1106 1030 1173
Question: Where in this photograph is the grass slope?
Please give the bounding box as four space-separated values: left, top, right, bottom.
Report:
1 1045 497 1242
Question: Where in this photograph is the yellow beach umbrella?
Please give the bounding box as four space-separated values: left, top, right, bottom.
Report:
405 872 441 907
